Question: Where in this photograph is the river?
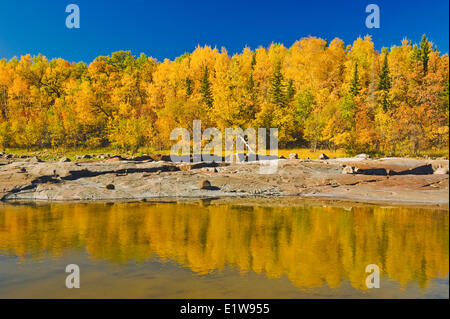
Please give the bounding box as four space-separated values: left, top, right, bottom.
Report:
0 200 448 298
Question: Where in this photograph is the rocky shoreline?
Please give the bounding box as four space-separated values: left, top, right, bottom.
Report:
0 153 448 206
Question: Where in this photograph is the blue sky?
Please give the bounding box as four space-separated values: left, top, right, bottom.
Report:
0 0 448 63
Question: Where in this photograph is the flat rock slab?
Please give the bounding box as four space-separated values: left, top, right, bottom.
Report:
0 158 448 205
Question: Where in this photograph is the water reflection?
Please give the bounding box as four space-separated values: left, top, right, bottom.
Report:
0 202 448 293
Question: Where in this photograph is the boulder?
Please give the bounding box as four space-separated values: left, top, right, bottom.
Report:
433 166 449 175
319 153 329 160
179 162 218 171
28 156 43 163
59 157 71 163
76 155 91 160
200 180 212 190
355 154 371 159
342 166 355 174
105 155 124 162
289 153 299 160
179 163 191 171
105 184 115 190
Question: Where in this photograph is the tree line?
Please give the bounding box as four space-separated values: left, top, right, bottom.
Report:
0 35 448 155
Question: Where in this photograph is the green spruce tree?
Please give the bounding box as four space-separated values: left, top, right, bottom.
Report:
286 79 296 104
185 78 193 98
411 44 421 62
251 53 257 68
350 62 361 96
200 66 213 108
269 61 286 107
378 51 391 111
420 34 431 76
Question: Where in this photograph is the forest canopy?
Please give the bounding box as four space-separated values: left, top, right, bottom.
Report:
0 35 448 155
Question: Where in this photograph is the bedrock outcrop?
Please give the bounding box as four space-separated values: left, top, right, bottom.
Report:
0 157 448 205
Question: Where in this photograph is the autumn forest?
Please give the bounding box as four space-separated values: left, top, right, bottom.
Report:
0 35 448 155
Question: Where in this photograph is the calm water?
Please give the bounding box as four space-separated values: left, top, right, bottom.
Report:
0 200 448 299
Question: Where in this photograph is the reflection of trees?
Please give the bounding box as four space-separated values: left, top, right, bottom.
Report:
0 203 448 290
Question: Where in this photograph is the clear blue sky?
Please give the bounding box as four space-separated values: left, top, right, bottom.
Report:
0 0 448 63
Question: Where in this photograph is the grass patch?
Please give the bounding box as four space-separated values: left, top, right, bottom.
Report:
3 147 448 161
277 148 349 159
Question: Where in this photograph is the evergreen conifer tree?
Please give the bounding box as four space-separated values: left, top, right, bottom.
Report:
269 61 286 107
420 34 431 76
378 51 391 110
185 78 193 98
200 66 213 108
350 62 361 96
